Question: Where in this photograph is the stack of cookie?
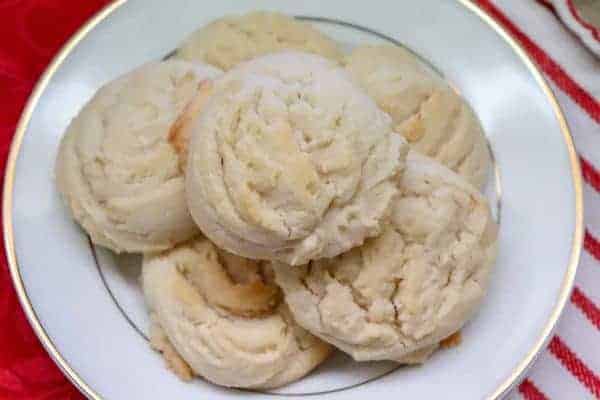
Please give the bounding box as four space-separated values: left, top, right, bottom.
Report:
55 11 498 390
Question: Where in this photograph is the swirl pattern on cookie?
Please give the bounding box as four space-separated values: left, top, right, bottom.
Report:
143 237 332 389
273 152 498 362
185 52 409 265
55 60 221 253
345 45 491 188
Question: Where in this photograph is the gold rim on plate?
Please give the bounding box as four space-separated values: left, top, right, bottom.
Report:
2 1 583 399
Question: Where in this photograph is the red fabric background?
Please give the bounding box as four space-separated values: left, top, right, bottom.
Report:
0 2 109 399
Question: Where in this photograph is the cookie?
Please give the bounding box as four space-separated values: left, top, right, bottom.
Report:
168 80 214 170
185 52 409 265
273 152 498 362
176 11 344 70
345 45 491 188
142 237 332 389
55 60 221 253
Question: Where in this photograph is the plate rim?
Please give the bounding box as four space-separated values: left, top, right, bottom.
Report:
2 0 583 399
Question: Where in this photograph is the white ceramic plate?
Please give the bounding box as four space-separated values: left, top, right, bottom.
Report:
3 0 583 399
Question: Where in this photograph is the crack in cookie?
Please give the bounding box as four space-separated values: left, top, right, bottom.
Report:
273 152 498 363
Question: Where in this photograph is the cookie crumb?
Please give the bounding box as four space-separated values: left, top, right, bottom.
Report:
440 331 462 349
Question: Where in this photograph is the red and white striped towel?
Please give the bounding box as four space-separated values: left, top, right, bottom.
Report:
477 1 600 399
